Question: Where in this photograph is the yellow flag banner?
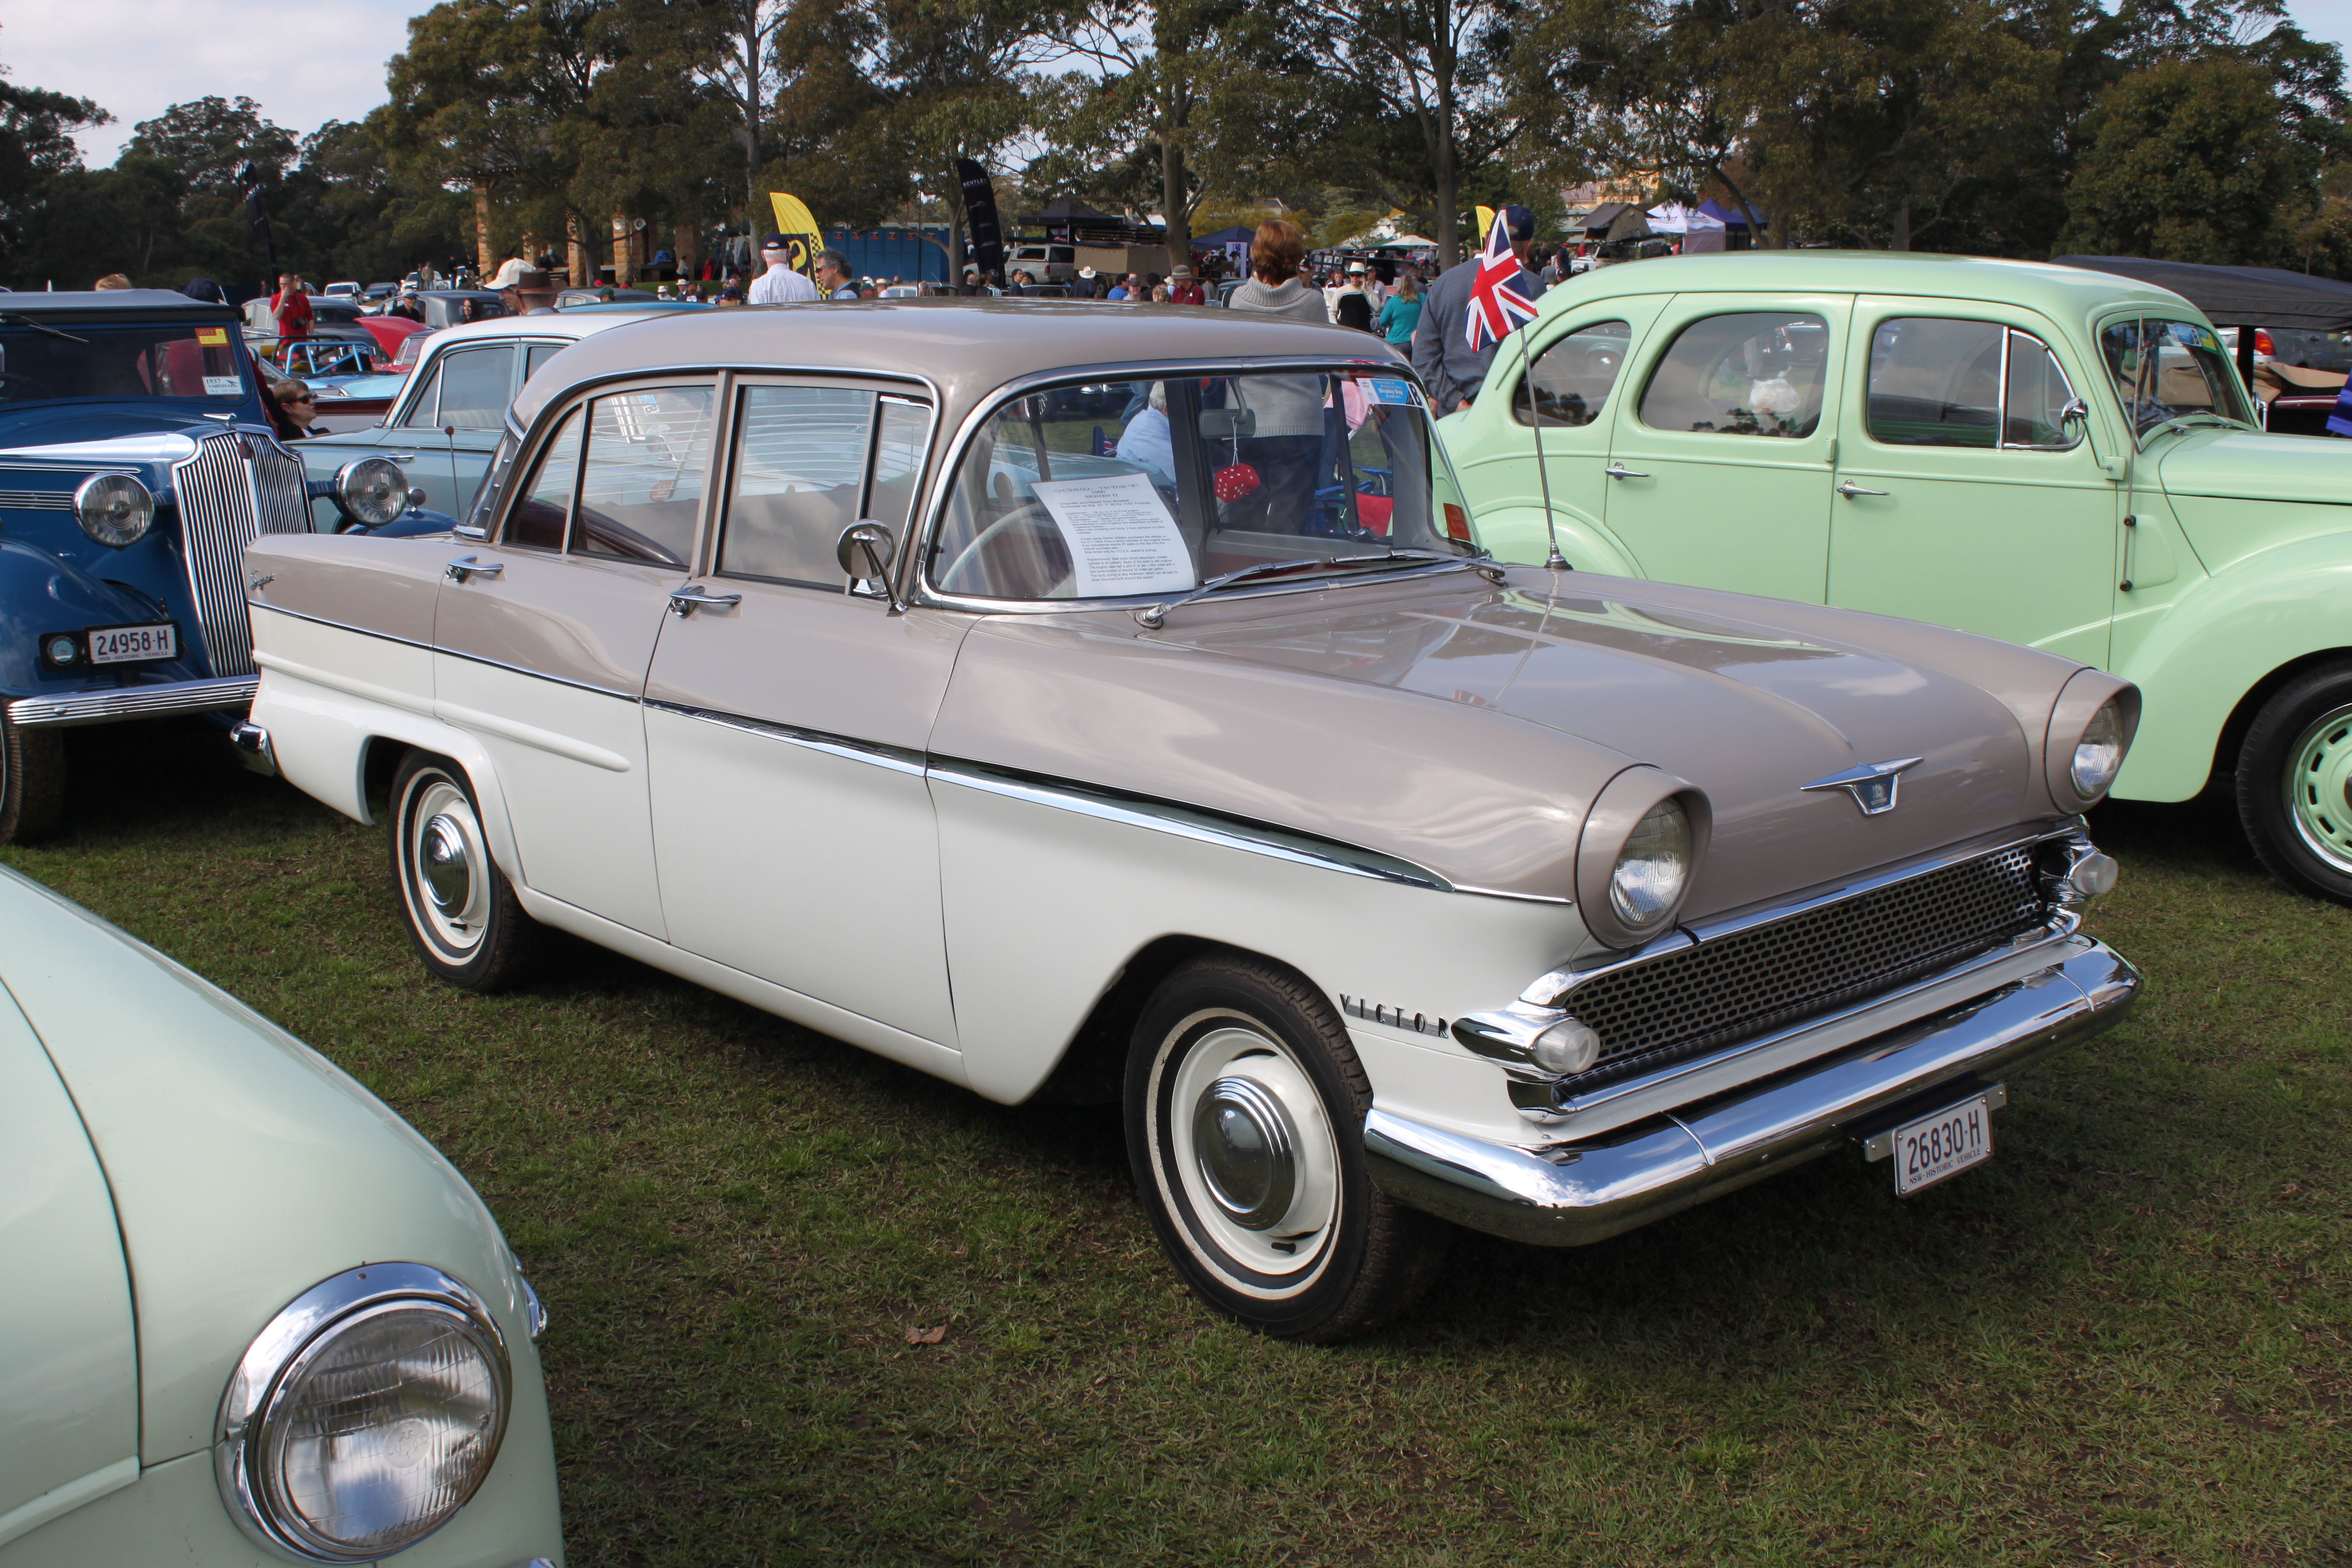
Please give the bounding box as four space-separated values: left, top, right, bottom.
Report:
766 193 822 274
1473 204 1496 245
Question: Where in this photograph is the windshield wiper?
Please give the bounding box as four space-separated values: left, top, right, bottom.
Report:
0 313 87 344
1133 547 1474 628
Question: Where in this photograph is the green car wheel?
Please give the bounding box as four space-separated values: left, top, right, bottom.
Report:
2238 662 2352 906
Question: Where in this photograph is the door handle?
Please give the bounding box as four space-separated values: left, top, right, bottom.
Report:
1835 481 1890 498
1604 462 1649 480
444 555 503 582
668 585 744 617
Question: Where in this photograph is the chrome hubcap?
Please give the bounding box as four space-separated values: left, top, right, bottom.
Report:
2285 703 2352 874
420 814 472 912
1192 1076 1298 1230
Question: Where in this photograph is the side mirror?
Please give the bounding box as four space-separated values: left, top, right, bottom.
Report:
836 520 903 611
2058 397 2090 428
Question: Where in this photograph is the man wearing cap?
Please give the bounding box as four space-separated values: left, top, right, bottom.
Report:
748 235 820 304
1333 261 1375 333
1169 265 1204 306
1412 203 1546 414
491 258 559 316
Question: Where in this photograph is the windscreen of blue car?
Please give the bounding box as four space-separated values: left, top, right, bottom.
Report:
0 320 251 406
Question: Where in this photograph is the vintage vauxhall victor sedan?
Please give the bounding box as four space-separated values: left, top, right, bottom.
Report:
0 867 560 1565
1445 252 2352 906
242 303 2142 1341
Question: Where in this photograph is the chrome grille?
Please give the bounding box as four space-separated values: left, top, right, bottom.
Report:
170 434 308 678
1563 846 2047 1089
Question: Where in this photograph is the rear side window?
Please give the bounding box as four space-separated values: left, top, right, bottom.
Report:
1516 321 1630 427
1639 311 1828 438
717 386 889 588
524 343 565 381
573 388 715 566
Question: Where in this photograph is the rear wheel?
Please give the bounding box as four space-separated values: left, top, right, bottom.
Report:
2237 660 2352 905
0 714 65 844
389 749 539 989
1126 953 1450 1343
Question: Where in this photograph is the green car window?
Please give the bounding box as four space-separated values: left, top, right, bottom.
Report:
2002 331 2084 449
1516 321 1631 428
396 362 443 429
2101 317 2254 438
1639 312 1828 438
1866 319 2001 447
436 347 514 430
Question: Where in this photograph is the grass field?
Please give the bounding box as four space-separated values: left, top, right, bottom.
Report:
7 719 2347 1567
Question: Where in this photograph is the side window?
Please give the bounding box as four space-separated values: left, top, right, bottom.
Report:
1516 320 1630 427
396 362 443 428
1865 318 2002 447
717 386 880 586
524 343 565 382
505 408 583 550
867 397 931 534
1638 311 1829 438
572 387 714 566
2002 331 2083 449
435 347 515 430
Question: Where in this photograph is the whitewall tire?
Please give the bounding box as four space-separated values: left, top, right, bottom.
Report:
389 749 539 990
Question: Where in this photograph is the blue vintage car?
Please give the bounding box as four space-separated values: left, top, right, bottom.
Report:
0 290 439 841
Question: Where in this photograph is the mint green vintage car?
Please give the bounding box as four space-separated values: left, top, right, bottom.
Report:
1444 252 2352 903
0 867 562 1566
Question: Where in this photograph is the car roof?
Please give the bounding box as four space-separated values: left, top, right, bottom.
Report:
1543 251 2196 326
0 289 238 323
411 308 679 352
513 298 1404 430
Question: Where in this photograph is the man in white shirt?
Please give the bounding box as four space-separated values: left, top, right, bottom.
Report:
747 235 820 304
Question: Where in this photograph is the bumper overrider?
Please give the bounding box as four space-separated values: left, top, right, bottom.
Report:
1365 828 2139 1247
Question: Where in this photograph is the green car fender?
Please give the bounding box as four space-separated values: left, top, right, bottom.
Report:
1467 502 1641 578
2109 528 2352 800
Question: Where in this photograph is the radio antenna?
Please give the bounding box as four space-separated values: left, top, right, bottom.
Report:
1519 323 1568 571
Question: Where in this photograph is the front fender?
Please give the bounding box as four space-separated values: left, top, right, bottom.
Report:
2110 529 2352 799
1468 503 1640 576
0 539 196 696
346 506 463 539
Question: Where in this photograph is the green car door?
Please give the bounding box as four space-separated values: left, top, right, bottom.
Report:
1599 294 1852 603
1824 299 2121 668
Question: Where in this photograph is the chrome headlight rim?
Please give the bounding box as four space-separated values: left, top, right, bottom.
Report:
72 472 154 547
331 455 409 529
215 1262 511 1565
1574 767 1713 951
2045 671 2142 812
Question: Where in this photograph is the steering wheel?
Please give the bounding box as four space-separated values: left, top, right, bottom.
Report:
939 499 1073 597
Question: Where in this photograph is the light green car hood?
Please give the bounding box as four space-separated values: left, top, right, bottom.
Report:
0 867 528 1469
2158 428 2352 505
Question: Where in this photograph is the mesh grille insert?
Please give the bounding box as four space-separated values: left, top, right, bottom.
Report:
1562 845 2046 1089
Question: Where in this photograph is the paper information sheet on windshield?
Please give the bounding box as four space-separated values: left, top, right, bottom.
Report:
1030 472 1196 597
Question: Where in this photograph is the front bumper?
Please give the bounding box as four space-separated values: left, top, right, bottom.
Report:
7 676 258 729
1365 933 2137 1247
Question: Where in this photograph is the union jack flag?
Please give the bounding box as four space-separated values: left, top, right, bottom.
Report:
1463 209 1540 351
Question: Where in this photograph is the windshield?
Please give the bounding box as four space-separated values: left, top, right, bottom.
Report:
927 368 1475 601
2099 316 2255 438
0 320 250 406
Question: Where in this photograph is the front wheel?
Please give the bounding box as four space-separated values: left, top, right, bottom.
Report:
389 749 539 989
0 712 65 844
1126 954 1449 1343
2237 660 2352 905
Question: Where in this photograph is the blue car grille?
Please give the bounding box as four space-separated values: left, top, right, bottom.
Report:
0 489 72 510
170 434 308 677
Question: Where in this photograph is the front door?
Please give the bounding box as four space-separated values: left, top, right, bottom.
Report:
433 380 714 936
1826 300 2118 667
1601 294 1851 602
644 378 964 1047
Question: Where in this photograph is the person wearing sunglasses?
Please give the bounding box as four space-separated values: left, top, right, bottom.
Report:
270 377 321 441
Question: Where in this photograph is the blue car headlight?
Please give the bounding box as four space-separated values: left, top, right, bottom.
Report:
74 473 154 547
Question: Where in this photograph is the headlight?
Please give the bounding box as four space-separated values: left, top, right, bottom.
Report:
73 473 153 546
2070 699 2127 798
217 1263 510 1564
1610 797 1693 931
333 456 409 528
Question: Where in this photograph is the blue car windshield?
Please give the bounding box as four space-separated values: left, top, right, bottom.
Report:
0 321 250 406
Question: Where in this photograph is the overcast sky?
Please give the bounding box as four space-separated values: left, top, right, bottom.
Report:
10 0 2352 170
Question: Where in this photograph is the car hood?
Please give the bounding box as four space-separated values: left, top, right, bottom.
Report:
2158 426 2352 504
0 406 219 455
0 867 530 1467
931 568 2079 920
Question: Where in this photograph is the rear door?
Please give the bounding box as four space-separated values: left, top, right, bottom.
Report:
1601 294 1850 602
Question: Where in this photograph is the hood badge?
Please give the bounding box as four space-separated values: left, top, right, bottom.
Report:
1802 757 1923 816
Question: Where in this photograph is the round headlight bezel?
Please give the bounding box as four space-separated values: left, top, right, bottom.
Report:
1609 796 1694 933
73 472 154 547
2044 672 2141 812
216 1263 512 1565
332 456 409 529
2069 698 2126 799
1574 768 1713 951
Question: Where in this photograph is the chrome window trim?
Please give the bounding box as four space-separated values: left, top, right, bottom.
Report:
928 756 1452 891
646 698 926 775
214 1262 510 1565
908 354 1433 617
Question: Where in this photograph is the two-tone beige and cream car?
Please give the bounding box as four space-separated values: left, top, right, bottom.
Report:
239 303 2142 1342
